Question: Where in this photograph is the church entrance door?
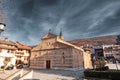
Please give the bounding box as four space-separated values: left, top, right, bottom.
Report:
46 60 51 69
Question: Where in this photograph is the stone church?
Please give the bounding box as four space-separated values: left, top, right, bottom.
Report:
30 32 84 69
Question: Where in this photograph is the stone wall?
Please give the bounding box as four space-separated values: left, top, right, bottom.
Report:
72 48 84 68
30 47 74 69
30 33 84 69
30 47 84 69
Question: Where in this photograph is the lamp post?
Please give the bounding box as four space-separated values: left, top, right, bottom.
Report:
0 23 5 35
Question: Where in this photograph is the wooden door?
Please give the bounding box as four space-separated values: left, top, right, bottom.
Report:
46 60 51 69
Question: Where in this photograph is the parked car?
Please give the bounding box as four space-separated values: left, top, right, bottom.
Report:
16 63 23 69
6 64 14 70
1 63 14 70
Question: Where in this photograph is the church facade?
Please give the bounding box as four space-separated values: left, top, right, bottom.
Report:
30 32 84 69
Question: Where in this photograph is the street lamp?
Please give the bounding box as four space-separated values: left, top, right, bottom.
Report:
0 23 5 34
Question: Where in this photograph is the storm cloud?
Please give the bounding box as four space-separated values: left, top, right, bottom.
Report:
1 0 120 45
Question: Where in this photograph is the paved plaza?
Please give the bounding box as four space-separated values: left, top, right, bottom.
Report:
32 69 84 80
0 64 120 80
0 68 84 80
0 69 20 79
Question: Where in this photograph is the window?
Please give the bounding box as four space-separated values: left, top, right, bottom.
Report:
62 56 65 64
4 57 11 62
7 50 10 53
62 52 65 64
47 42 50 46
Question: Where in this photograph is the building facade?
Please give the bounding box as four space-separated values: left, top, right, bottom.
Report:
83 50 92 69
0 39 31 68
15 42 31 66
103 45 120 62
0 40 17 67
30 32 84 69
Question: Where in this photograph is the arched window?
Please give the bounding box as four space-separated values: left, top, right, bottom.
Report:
62 56 65 64
62 52 65 64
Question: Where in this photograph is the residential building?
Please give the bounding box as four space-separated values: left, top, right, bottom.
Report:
103 45 120 62
0 39 17 67
15 42 31 66
0 39 31 68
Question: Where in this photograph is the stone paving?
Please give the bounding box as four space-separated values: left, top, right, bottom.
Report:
0 68 84 80
0 68 30 80
32 69 84 80
0 69 20 79
0 65 119 80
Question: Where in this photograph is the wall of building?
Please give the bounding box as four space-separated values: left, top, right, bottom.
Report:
72 48 84 68
0 49 16 67
41 38 57 50
30 47 76 69
83 51 92 69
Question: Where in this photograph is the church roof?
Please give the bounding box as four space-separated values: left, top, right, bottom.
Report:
56 38 84 51
41 33 57 40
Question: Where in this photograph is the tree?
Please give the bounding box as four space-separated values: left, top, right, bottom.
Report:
94 59 106 68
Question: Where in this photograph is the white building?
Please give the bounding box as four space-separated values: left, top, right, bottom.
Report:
0 39 31 68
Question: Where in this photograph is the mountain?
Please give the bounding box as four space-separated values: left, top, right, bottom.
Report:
69 35 118 46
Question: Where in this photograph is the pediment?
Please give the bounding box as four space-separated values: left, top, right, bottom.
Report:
41 33 57 40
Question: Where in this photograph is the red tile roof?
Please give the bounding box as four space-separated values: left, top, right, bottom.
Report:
0 45 17 50
16 42 31 50
0 40 16 46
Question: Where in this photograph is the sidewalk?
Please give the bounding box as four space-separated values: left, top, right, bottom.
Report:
0 69 20 79
106 63 120 70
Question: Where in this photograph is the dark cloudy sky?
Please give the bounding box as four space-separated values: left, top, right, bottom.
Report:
1 0 120 45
